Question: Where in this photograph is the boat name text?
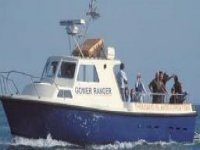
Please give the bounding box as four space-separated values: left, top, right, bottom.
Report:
75 87 112 95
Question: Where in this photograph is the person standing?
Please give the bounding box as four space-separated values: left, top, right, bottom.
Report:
125 87 130 102
130 88 136 102
135 73 147 102
158 72 168 102
163 72 174 86
149 72 166 103
117 63 128 101
169 88 176 104
172 75 184 103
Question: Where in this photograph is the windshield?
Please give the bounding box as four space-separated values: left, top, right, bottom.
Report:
42 61 59 78
58 62 76 79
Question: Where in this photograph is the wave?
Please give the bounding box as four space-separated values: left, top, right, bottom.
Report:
0 134 200 149
1 136 184 150
9 134 81 149
89 138 200 150
89 140 179 150
192 132 200 144
4 138 181 150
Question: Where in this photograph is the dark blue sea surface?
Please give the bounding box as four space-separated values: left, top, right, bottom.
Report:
0 102 199 150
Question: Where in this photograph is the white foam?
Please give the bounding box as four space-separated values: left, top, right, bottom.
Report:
2 134 200 149
89 140 147 150
10 134 74 148
89 140 183 150
192 132 200 144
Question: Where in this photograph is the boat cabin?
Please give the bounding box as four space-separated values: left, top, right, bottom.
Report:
22 45 122 103
19 37 189 105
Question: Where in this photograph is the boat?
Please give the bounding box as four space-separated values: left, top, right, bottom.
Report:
0 0 197 145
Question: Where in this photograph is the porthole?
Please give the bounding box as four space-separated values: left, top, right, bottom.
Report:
154 126 159 129
147 125 153 129
183 128 187 131
104 64 107 69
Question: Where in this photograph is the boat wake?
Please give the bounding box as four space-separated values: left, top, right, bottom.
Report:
89 140 176 150
1 134 200 150
193 132 200 143
89 137 200 150
9 134 81 149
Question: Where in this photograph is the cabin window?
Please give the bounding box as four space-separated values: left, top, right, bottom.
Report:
58 62 76 79
42 61 59 78
77 65 99 82
57 90 72 98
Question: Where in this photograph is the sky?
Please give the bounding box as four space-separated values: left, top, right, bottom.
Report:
0 0 200 104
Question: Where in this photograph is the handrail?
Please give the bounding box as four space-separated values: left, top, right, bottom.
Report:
0 70 40 80
149 92 187 96
0 74 6 95
0 74 19 95
130 92 188 104
0 70 60 98
0 71 40 97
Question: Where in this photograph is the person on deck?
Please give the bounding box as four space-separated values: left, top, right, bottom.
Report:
125 87 130 102
130 88 136 102
171 75 186 103
158 72 168 102
149 72 160 103
135 73 147 102
169 87 176 104
163 72 174 86
149 72 167 103
117 63 128 101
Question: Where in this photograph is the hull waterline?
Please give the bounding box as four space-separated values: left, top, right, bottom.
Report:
0 96 197 145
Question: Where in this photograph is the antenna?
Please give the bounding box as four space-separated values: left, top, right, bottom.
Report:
60 0 101 57
86 0 100 21
84 0 101 38
60 19 86 35
60 19 86 57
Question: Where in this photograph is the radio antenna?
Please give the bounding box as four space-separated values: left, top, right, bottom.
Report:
60 0 101 57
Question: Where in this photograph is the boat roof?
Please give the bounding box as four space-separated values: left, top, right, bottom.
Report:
47 55 121 64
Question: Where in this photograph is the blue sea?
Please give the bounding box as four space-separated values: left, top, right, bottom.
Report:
0 102 200 150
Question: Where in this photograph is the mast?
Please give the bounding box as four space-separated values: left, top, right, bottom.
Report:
59 0 101 57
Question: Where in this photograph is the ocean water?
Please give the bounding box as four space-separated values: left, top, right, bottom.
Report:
0 102 199 150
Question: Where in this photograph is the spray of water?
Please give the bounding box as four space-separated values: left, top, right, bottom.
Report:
1 134 199 149
10 134 75 148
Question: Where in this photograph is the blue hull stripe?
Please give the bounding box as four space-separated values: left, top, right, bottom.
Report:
0 97 197 145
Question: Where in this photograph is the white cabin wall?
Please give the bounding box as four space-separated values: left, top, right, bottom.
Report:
73 58 122 103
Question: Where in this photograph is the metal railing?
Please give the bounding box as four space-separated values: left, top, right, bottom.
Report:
0 70 40 96
0 74 19 95
129 92 189 104
0 70 60 98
